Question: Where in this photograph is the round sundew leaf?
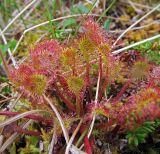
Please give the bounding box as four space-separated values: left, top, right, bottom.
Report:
27 74 47 96
67 76 84 94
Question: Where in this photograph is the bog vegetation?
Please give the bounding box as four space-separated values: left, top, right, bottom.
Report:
0 1 160 154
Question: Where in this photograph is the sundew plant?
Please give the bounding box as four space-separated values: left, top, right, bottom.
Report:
0 16 160 154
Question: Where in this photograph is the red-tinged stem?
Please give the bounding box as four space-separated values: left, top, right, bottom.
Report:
80 90 85 115
98 54 103 99
96 120 115 131
84 135 92 154
54 83 76 112
76 91 85 116
86 62 93 102
99 75 108 100
79 125 92 153
99 54 103 84
86 62 90 86
72 57 76 76
76 95 82 116
57 74 76 100
76 127 88 147
113 79 131 103
14 125 41 136
0 111 53 125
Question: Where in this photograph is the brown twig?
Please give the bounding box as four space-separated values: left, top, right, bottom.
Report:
0 49 9 76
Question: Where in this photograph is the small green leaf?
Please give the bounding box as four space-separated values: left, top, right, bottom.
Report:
63 19 76 28
128 136 134 145
104 19 111 31
133 137 139 146
0 39 17 63
29 136 40 145
144 121 155 125
78 4 90 13
136 134 146 142
9 142 16 154
9 39 17 49
0 40 17 53
143 126 153 133
0 44 9 53
2 86 11 94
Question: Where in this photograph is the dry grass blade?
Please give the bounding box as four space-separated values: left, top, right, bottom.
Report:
113 3 160 46
112 34 160 55
0 28 17 68
0 135 3 148
97 0 116 22
0 97 15 104
87 73 100 138
12 13 101 54
49 123 57 154
0 0 37 35
43 94 69 144
128 0 142 13
121 0 154 9
0 110 44 127
0 120 32 153
70 145 86 154
7 93 22 110
65 119 83 154
79 73 101 150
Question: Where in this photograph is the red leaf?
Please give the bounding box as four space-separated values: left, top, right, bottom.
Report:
84 136 92 154
15 126 42 136
0 111 52 125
